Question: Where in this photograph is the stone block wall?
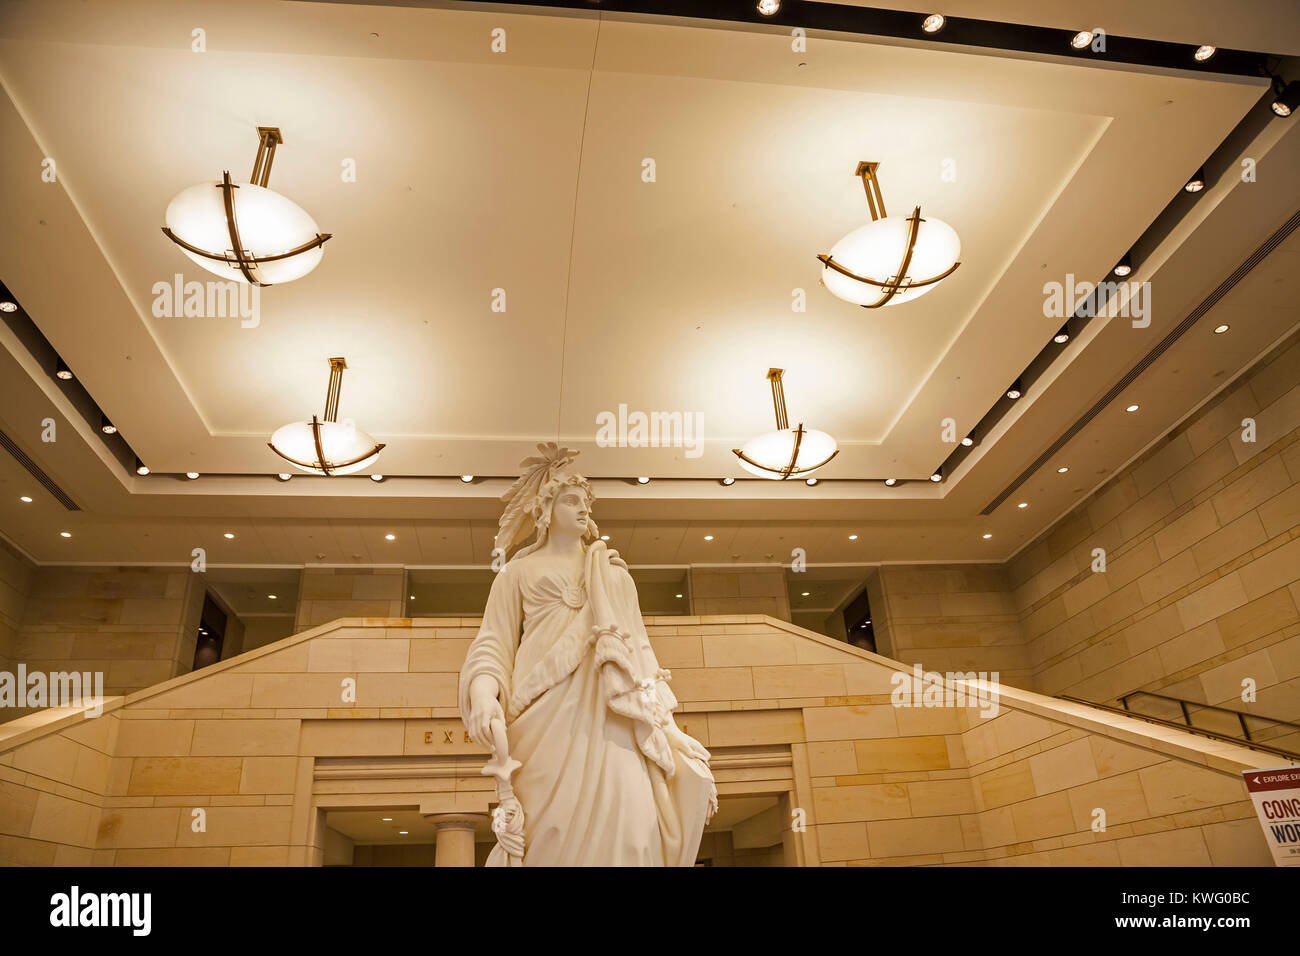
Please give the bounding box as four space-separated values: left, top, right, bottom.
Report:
0 538 32 673
689 566 791 621
294 568 406 632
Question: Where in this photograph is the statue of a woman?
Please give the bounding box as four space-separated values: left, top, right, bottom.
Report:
459 443 717 866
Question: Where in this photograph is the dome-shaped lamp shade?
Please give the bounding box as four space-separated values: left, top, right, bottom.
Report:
821 213 961 307
735 426 838 480
269 419 383 476
164 181 325 285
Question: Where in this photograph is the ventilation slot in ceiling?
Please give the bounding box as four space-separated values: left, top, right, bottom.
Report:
982 205 1300 516
0 429 80 511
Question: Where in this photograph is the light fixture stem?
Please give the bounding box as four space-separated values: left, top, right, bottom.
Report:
856 161 887 221
768 368 789 430
251 127 284 188
324 357 346 422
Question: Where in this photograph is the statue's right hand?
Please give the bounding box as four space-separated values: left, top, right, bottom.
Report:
467 679 505 751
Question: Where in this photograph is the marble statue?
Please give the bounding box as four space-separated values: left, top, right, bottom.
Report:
459 443 717 866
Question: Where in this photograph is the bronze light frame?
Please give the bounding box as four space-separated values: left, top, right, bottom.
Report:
268 357 385 476
162 127 332 287
817 161 961 308
731 368 839 480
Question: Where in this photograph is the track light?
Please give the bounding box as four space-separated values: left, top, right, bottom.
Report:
100 415 117 435
1006 379 1023 400
921 14 945 33
1273 80 1300 117
1193 45 1216 62
884 477 898 486
1053 325 1070 344
1113 253 1132 277
1184 167 1206 193
134 459 150 476
55 357 73 381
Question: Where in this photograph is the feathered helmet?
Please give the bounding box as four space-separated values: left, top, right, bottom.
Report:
496 442 598 559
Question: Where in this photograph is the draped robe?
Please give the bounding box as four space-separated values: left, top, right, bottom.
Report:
458 541 717 866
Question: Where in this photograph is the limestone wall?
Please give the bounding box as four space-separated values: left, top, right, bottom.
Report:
0 538 32 673
0 614 1282 866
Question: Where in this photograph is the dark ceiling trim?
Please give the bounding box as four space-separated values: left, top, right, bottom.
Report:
980 206 1300 516
388 0 1278 74
0 429 81 511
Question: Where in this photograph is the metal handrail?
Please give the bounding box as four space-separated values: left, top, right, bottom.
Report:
1060 695 1300 761
1116 689 1300 742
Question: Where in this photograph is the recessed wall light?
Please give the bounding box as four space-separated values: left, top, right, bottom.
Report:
1057 466 1069 474
186 472 200 480
385 533 396 540
55 357 73 381
1017 502 1028 509
921 14 945 33
19 496 32 503
59 531 71 538
704 535 714 541
1213 324 1229 334
0 301 16 312
982 533 993 539
1184 167 1206 192
1126 404 1140 413
636 476 650 485
884 478 898 486
1194 45 1216 61
224 532 235 539
1070 30 1094 49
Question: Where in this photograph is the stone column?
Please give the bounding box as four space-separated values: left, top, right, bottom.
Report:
427 813 486 867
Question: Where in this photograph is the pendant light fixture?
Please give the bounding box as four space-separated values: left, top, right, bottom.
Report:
818 161 961 308
732 369 838 480
268 357 384 476
162 127 331 286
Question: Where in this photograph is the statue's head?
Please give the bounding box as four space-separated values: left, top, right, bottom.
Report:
496 443 599 558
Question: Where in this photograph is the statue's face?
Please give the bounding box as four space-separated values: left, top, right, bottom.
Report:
549 486 590 538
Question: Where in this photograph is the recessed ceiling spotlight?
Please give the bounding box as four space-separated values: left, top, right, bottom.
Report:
1017 502 1028 509
921 14 945 33
19 496 33 503
805 477 819 486
382 817 393 822
369 474 385 482
1057 466 1069 474
1213 324 1229 334
636 476 650 485
55 357 73 381
704 535 714 541
1053 326 1070 344
134 460 150 476
1070 30 1094 50
848 534 858 540
929 470 943 483
982 533 992 539
268 594 277 600
224 532 235 539
1193 45 1216 62
459 475 474 483
720 477 735 486
100 415 117 435
1006 379 1023 400
384 533 396 541
1273 80 1300 117
801 591 810 597
756 0 780 16
1126 404 1140 413
960 435 975 447
884 478 898 486
186 472 200 480
59 531 71 538
1184 167 1207 192
0 300 16 312
1113 253 1132 277
675 593 683 599
276 473 292 481
398 831 409 836
600 535 610 541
